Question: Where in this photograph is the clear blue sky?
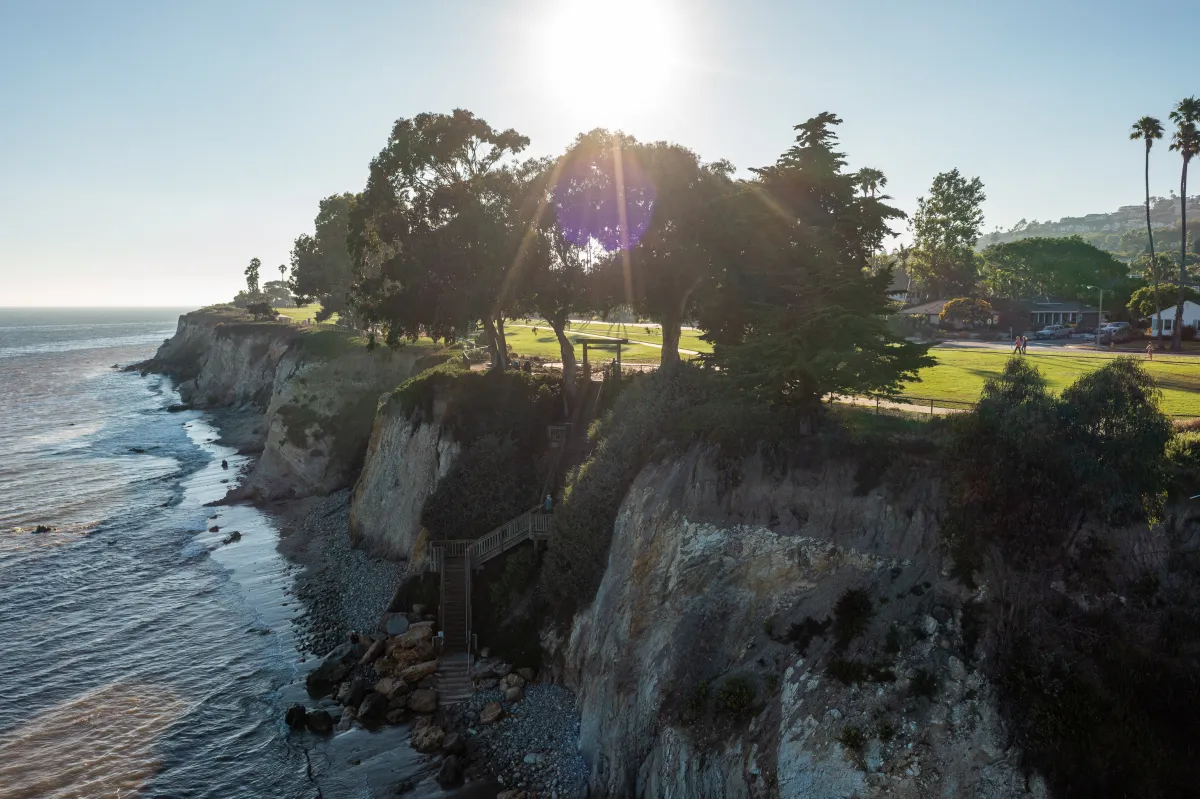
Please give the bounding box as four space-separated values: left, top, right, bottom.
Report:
1 0 1196 306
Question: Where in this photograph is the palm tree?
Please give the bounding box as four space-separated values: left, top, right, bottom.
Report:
1168 98 1200 350
856 167 887 198
1131 116 1164 340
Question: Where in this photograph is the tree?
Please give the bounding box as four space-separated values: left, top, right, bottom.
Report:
939 297 993 328
348 110 529 365
244 257 261 295
1127 280 1200 318
1129 117 1164 272
909 169 986 297
701 113 933 411
246 301 275 320
290 193 358 322
978 236 1128 302
1168 98 1200 350
1131 252 1175 339
561 130 734 368
856 167 886 198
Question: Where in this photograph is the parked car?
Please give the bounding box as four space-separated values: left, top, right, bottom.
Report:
1098 322 1132 343
1034 324 1072 340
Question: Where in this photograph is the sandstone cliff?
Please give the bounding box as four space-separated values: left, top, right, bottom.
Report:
349 394 460 559
147 308 441 501
559 445 1046 799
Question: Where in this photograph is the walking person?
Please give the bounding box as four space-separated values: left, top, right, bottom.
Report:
1012 335 1022 355
544 494 553 514
1021 335 1028 355
1147 341 1155 360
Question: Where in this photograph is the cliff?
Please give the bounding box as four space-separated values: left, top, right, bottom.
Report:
146 307 443 501
349 393 460 559
558 445 1044 799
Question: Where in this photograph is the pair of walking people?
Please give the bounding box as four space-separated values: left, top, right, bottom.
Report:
1012 335 1028 355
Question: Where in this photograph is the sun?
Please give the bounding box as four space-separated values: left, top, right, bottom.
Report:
538 0 682 119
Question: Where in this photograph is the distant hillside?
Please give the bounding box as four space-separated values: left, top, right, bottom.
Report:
981 195 1200 259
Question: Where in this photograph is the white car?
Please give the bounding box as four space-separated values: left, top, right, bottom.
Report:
1034 324 1071 340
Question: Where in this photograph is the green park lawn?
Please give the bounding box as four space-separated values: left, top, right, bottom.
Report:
902 347 1200 417
504 323 671 364
275 303 339 324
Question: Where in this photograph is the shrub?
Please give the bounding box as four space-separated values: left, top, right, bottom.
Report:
832 588 873 650
787 616 832 655
716 676 756 715
421 434 539 540
827 658 895 685
684 681 709 717
836 724 867 754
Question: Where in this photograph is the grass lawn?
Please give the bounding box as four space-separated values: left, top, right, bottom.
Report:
561 319 713 354
275 303 340 324
504 324 668 364
903 346 1200 417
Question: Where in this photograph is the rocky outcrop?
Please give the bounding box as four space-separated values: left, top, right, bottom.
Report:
349 393 460 558
560 445 1044 799
145 308 442 501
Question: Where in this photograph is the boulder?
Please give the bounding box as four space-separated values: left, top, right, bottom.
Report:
305 709 334 734
383 613 410 636
412 603 426 617
491 661 512 679
398 625 433 649
284 704 307 730
208 526 220 533
335 707 355 732
336 677 367 708
374 657 397 677
516 667 536 683
407 688 438 714
375 676 413 701
385 708 407 724
357 692 388 725
410 725 444 753
436 754 463 787
500 673 525 690
221 531 241 544
479 701 504 725
305 642 359 697
504 685 524 703
496 790 524 799
399 660 439 684
442 731 465 756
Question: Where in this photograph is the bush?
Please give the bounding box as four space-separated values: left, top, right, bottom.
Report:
246 300 276 320
827 658 895 685
787 616 832 655
716 676 756 715
832 588 873 651
836 724 866 754
684 681 709 717
421 434 539 540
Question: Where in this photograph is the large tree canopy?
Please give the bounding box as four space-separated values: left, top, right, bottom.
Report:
556 130 734 367
348 109 530 363
700 113 933 409
979 236 1129 302
290 193 356 321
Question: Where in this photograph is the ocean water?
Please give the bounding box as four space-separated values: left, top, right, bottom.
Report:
0 309 446 798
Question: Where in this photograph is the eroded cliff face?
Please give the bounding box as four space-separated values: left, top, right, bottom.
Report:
148 309 437 501
348 395 460 559
561 446 1045 799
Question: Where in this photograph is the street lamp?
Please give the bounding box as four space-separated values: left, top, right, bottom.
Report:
1087 285 1104 352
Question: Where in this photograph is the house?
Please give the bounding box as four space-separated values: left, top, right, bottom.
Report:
1024 299 1100 329
1147 301 1200 335
897 299 949 325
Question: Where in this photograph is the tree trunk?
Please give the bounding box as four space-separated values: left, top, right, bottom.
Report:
482 317 508 370
495 317 509 369
1147 144 1163 343
1174 164 1189 352
659 316 681 369
551 319 578 412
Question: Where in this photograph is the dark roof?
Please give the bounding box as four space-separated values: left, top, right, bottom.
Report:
1022 298 1098 313
898 299 949 315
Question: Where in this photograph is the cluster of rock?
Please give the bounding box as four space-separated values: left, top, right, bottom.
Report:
294 617 441 733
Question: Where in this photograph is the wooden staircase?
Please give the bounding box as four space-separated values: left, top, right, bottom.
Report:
436 554 473 705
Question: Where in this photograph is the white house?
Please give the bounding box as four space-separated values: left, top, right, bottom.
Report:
1148 301 1200 335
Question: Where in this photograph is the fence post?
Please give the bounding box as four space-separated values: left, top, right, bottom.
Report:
875 397 880 415
930 399 934 417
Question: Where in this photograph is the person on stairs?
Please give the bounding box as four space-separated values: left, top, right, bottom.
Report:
544 494 553 514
